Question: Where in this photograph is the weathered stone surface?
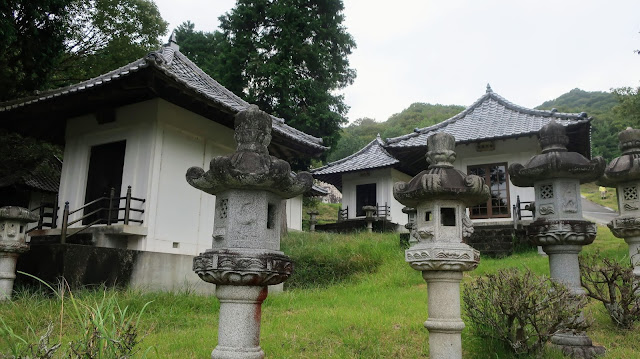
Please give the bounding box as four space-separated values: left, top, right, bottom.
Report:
193 249 292 286
509 120 606 187
393 133 490 208
598 127 640 279
509 120 605 356
392 133 489 359
186 105 312 199
0 206 39 300
187 106 311 359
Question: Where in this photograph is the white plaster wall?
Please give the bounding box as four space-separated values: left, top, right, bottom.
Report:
59 98 306 255
454 136 538 224
58 100 157 231
341 167 411 224
286 195 303 231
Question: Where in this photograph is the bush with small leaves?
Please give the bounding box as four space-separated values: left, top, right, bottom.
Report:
463 268 588 356
580 252 640 329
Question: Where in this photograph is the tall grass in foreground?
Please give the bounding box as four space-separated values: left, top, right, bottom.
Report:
1 226 637 358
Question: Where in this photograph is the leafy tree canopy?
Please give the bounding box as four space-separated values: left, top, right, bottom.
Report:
0 0 70 101
177 0 356 162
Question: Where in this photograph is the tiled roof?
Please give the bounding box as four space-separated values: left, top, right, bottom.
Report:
0 41 326 152
0 156 61 193
386 86 590 148
313 134 399 176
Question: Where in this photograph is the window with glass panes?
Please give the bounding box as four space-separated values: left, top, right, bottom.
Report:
467 163 511 219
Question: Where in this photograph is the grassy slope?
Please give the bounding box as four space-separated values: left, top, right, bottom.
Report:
1 227 637 358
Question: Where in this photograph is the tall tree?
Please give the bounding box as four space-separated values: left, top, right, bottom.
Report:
0 0 70 101
211 0 356 156
52 0 168 86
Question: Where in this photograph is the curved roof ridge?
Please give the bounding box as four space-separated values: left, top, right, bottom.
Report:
488 91 586 119
312 135 398 173
386 92 491 144
0 57 149 111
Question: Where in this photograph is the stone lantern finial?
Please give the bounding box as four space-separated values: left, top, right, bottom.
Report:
539 120 570 153
426 132 456 168
618 127 640 155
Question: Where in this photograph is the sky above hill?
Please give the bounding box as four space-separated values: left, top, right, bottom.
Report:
154 0 640 123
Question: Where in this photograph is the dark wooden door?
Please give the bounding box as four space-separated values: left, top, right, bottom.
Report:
83 141 126 225
356 183 376 217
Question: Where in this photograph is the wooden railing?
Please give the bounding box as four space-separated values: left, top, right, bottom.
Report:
27 195 59 233
338 203 390 221
512 195 535 228
60 186 145 243
337 206 348 221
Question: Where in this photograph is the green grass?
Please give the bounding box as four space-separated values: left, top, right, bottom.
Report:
581 182 618 212
0 227 636 358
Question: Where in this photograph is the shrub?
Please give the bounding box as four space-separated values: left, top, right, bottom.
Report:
463 268 588 356
580 252 640 329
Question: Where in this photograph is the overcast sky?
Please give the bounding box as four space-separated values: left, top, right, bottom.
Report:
154 0 640 123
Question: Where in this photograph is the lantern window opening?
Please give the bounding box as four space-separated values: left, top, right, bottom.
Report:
218 199 228 219
267 203 276 229
425 211 431 222
623 186 638 201
540 184 554 199
441 207 456 226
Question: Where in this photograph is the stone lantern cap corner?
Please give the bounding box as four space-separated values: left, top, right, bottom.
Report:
185 105 312 199
393 132 490 208
509 120 606 187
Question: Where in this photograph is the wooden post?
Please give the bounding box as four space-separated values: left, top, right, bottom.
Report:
124 186 132 225
61 202 69 244
52 194 59 229
38 203 45 230
107 187 115 225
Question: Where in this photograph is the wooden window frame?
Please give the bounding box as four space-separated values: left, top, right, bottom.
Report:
467 162 511 219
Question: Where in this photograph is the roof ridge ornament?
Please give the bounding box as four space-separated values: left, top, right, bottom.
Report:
486 83 492 93
160 32 179 65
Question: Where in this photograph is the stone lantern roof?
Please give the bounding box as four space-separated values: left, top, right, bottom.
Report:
186 105 312 199
393 132 489 208
509 120 606 187
598 127 640 186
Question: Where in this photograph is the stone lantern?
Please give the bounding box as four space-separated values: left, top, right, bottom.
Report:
0 206 39 300
307 210 319 232
393 133 489 359
186 105 312 359
598 127 640 278
362 205 376 233
509 120 606 358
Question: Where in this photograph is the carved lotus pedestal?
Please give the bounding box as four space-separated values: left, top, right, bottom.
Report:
407 243 480 359
193 250 293 359
0 206 39 300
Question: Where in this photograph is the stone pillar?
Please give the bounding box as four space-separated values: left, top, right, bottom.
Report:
509 120 606 358
307 210 319 232
362 205 376 233
599 127 640 279
186 105 312 359
394 133 489 359
0 206 39 300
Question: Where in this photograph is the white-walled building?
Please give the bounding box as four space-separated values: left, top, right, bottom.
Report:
0 40 326 256
312 86 592 231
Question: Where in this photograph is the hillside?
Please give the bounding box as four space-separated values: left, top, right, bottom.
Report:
327 103 463 162
536 88 620 159
326 88 624 164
